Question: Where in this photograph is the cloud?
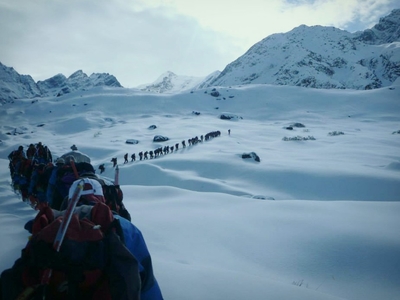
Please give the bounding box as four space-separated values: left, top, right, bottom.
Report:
136 0 398 40
0 0 398 87
0 0 241 87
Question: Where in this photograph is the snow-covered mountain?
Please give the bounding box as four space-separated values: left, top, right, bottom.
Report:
0 65 122 103
136 71 220 93
37 70 122 97
355 8 400 44
0 63 42 102
207 9 400 90
1 9 399 99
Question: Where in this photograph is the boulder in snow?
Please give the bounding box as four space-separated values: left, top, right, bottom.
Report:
153 135 169 142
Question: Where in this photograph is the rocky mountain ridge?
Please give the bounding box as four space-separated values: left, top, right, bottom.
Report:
207 9 400 90
0 65 122 103
1 9 399 100
137 71 221 93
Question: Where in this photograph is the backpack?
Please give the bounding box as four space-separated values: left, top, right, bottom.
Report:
82 174 131 222
52 163 131 221
0 203 140 300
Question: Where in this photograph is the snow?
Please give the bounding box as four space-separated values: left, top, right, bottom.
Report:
1 83 400 300
209 21 400 90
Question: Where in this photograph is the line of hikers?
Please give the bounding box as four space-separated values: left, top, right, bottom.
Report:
100 130 222 172
4 143 164 300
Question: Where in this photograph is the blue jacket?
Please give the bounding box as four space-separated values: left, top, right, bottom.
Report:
115 215 163 300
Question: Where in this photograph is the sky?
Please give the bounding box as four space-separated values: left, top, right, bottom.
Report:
1 81 400 299
0 0 399 87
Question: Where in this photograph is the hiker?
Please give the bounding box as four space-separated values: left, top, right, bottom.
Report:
0 178 163 300
124 153 129 164
8 145 25 176
111 157 117 167
46 158 65 206
70 144 78 151
99 163 105 174
26 143 36 159
131 153 136 162
228 129 231 135
8 146 29 195
27 162 50 208
68 178 164 299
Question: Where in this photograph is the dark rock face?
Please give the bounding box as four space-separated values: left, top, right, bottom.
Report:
0 62 123 102
153 135 169 142
126 139 139 144
291 123 306 128
355 9 400 44
220 114 243 120
148 125 157 130
241 152 260 162
210 88 220 97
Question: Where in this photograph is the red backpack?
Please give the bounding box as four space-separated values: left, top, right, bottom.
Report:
8 203 140 300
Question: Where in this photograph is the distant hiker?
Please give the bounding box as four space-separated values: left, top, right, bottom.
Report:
144 151 148 160
111 157 117 167
124 153 129 164
8 145 25 162
8 145 26 176
99 163 105 174
139 151 143 160
149 150 154 159
175 143 179 151
70 144 78 151
44 146 52 162
27 162 49 208
131 153 136 162
26 143 36 159
182 140 186 148
46 157 65 206
228 129 231 135
200 135 204 142
35 142 51 164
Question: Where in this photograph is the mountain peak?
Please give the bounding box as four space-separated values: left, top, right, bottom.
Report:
0 65 122 102
138 71 206 93
355 9 400 44
207 10 399 90
69 70 87 79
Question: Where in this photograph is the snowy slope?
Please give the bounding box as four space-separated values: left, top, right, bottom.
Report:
1 81 400 300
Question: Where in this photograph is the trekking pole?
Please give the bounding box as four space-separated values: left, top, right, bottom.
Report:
69 158 80 179
114 165 119 186
40 179 84 287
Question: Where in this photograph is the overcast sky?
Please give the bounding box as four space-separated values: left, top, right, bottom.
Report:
0 0 398 87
